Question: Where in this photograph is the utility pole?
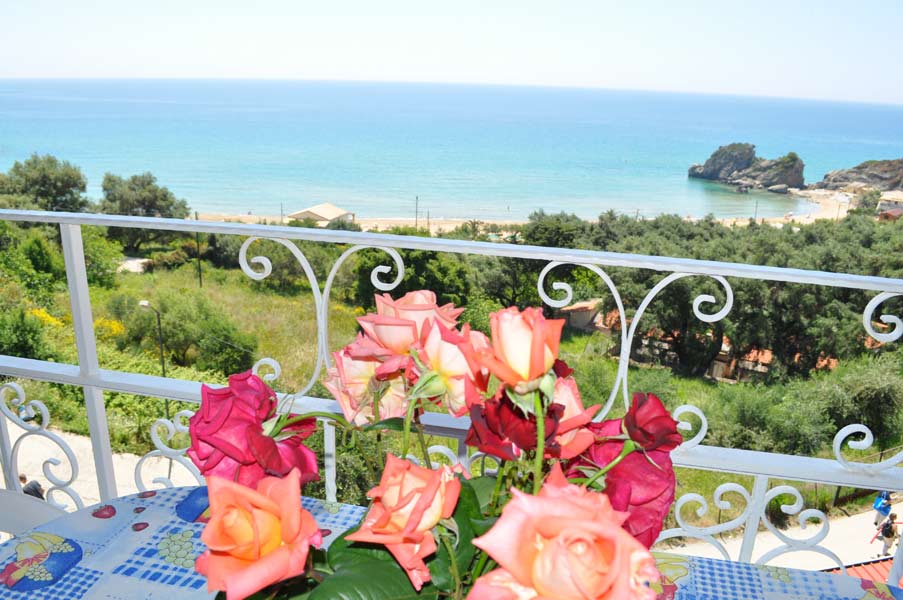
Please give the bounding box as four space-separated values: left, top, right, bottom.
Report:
754 196 759 222
427 210 430 234
415 196 419 229
194 211 202 288
280 202 284 225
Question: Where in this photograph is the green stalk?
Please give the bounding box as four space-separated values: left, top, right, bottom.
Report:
583 440 637 489
415 421 432 468
270 411 349 437
352 430 378 483
532 394 545 494
401 397 420 458
439 532 463 599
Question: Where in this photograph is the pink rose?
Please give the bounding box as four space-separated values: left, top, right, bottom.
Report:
478 307 565 388
188 371 318 488
470 465 658 599
197 469 322 600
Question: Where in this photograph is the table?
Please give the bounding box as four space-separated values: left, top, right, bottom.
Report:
1 487 901 599
0 486 366 599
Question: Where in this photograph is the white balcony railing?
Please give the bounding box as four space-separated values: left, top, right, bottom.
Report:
1 209 903 583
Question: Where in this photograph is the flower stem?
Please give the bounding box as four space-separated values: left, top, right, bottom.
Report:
488 460 508 514
439 532 463 599
583 439 637 489
532 394 545 494
415 421 432 468
270 411 349 437
401 398 420 458
352 430 378 483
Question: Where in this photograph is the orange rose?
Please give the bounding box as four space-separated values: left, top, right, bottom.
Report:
479 307 564 388
548 377 599 459
196 469 322 600
345 454 461 590
469 465 658 600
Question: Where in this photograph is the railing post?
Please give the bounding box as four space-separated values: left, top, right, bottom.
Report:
738 475 770 562
323 420 337 503
60 224 118 501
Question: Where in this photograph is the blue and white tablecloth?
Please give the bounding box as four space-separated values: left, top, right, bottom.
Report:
0 486 366 599
2 486 902 599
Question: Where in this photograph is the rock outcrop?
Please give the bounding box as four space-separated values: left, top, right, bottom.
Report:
813 158 903 191
688 143 805 192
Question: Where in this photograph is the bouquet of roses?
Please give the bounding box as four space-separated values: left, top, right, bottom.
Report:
186 290 681 599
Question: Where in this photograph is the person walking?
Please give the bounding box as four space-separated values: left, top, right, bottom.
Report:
878 513 899 557
18 473 44 500
874 490 892 525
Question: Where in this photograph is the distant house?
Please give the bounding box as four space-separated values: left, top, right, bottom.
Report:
878 207 903 221
558 299 602 331
287 203 355 226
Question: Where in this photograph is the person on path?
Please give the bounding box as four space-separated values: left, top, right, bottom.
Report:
874 491 892 525
878 513 899 557
18 473 44 500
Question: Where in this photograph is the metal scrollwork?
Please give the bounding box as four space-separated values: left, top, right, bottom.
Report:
832 424 903 474
657 483 753 561
863 292 903 343
538 262 628 420
671 404 708 451
134 410 203 491
0 383 83 510
755 486 841 569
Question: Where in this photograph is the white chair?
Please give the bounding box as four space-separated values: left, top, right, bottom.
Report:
0 489 66 536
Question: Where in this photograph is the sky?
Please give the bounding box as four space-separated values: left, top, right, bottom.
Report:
1 0 901 105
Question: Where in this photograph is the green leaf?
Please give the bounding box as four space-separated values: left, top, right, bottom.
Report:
309 553 438 600
469 516 497 537
468 475 497 513
326 527 397 571
362 417 407 432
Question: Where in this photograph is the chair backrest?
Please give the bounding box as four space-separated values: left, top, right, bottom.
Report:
0 489 66 536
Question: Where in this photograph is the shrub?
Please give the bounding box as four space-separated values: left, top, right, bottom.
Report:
82 227 123 288
0 309 54 360
21 231 65 279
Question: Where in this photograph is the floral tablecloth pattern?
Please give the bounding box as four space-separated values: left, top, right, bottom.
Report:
0 486 365 600
2 485 902 599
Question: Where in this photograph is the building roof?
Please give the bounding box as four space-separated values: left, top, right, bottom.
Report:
825 556 900 587
559 299 602 313
287 203 351 221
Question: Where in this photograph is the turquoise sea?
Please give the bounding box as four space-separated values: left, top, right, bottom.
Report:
1 79 902 220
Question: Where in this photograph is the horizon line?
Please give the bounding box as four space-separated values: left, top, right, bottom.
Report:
1 76 901 109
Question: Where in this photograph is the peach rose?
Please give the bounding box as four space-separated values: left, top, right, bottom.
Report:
375 290 463 332
478 307 564 388
469 465 658 600
196 469 322 600
345 454 461 590
548 377 599 459
325 349 409 425
419 321 490 416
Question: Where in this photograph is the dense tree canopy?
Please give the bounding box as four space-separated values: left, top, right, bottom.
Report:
100 173 190 251
3 154 89 212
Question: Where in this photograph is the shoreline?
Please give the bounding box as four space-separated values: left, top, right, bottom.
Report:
195 188 876 233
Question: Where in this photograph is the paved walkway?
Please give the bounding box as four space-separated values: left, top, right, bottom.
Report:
669 499 900 571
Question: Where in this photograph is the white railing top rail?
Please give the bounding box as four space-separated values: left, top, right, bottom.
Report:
2 208 903 293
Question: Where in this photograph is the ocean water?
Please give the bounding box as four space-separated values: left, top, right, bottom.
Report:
1 79 902 221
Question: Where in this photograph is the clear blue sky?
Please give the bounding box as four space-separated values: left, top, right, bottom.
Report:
1 0 900 104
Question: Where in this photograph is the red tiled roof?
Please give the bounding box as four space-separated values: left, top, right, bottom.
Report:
825 556 901 587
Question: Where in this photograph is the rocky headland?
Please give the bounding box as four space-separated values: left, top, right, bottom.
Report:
688 143 805 193
812 158 903 192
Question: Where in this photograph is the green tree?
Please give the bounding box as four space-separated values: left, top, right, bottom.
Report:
5 154 89 212
0 309 54 360
83 227 124 288
100 173 190 251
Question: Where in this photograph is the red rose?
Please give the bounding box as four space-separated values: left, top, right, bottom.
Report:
465 393 565 461
568 419 676 548
188 371 318 488
624 392 681 452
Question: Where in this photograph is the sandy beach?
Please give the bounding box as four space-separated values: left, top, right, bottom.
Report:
197 188 874 234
